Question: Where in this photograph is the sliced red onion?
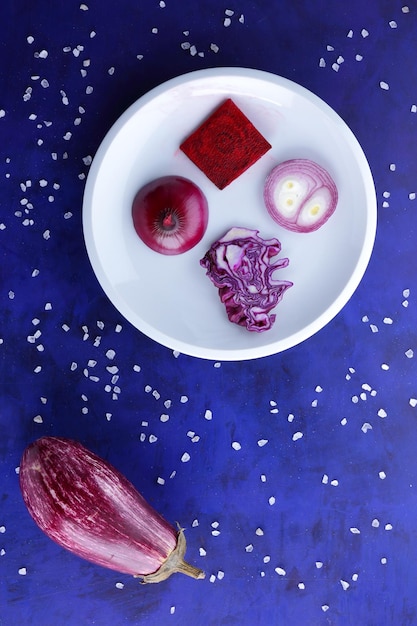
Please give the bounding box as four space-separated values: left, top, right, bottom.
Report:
132 175 208 255
200 227 293 332
19 437 205 583
264 159 338 233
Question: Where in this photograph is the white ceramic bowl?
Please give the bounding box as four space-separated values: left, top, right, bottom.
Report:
82 67 377 361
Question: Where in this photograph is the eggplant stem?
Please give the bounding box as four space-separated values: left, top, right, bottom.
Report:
139 527 205 584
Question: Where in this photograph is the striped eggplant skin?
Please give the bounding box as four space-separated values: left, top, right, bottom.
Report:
19 437 181 579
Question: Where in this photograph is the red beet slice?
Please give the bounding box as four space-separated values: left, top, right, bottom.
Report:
180 99 272 190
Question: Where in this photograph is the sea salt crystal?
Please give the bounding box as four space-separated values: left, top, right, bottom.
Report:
257 439 268 447
340 579 350 590
356 54 363 61
409 192 416 200
224 17 232 27
204 409 213 420
315 561 323 569
255 528 264 536
199 547 206 556
217 570 224 580
322 605 330 612
379 471 387 479
160 414 169 422
389 20 397 28
361 29 369 37
330 479 339 486
298 582 305 590
232 441 241 451
322 474 329 484
385 523 393 531
181 452 190 462
319 58 326 67
380 81 389 90
381 557 387 564
245 544 253 553
383 317 393 324
180 395 188 403
115 582 124 589
18 568 27 576
372 518 380 528
361 422 372 433
341 417 347 425
378 409 387 418
209 574 216 583
268 496 275 505
370 324 379 333
350 527 361 534
409 398 417 407
292 432 303 441
405 349 414 358
275 567 286 576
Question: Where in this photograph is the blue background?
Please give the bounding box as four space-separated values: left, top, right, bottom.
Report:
1 1 417 625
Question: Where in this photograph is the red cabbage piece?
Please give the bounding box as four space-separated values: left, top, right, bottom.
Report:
200 227 293 332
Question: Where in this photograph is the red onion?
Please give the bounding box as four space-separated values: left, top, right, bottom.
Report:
200 227 293 332
263 159 338 233
132 175 208 255
19 437 204 583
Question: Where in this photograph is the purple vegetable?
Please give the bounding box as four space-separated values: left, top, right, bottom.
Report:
200 227 293 332
264 159 338 232
132 175 208 255
19 437 205 583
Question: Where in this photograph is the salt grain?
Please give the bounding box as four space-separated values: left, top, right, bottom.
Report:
257 439 268 447
18 568 27 576
204 409 213 420
378 409 387 418
409 398 417 407
275 567 286 576
268 496 275 505
350 527 361 534
379 471 387 479
340 579 350 590
405 349 414 358
361 29 369 37
232 441 241 451
292 432 303 441
181 452 190 462
372 518 380 527
380 81 389 90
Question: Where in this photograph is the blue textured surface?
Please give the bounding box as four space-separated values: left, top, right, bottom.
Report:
1 1 417 625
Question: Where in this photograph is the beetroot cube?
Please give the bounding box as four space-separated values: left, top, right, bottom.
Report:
180 98 271 190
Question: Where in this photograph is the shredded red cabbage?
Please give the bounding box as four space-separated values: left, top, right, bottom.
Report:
200 227 293 332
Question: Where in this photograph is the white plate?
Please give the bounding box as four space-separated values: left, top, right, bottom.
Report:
82 67 377 361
